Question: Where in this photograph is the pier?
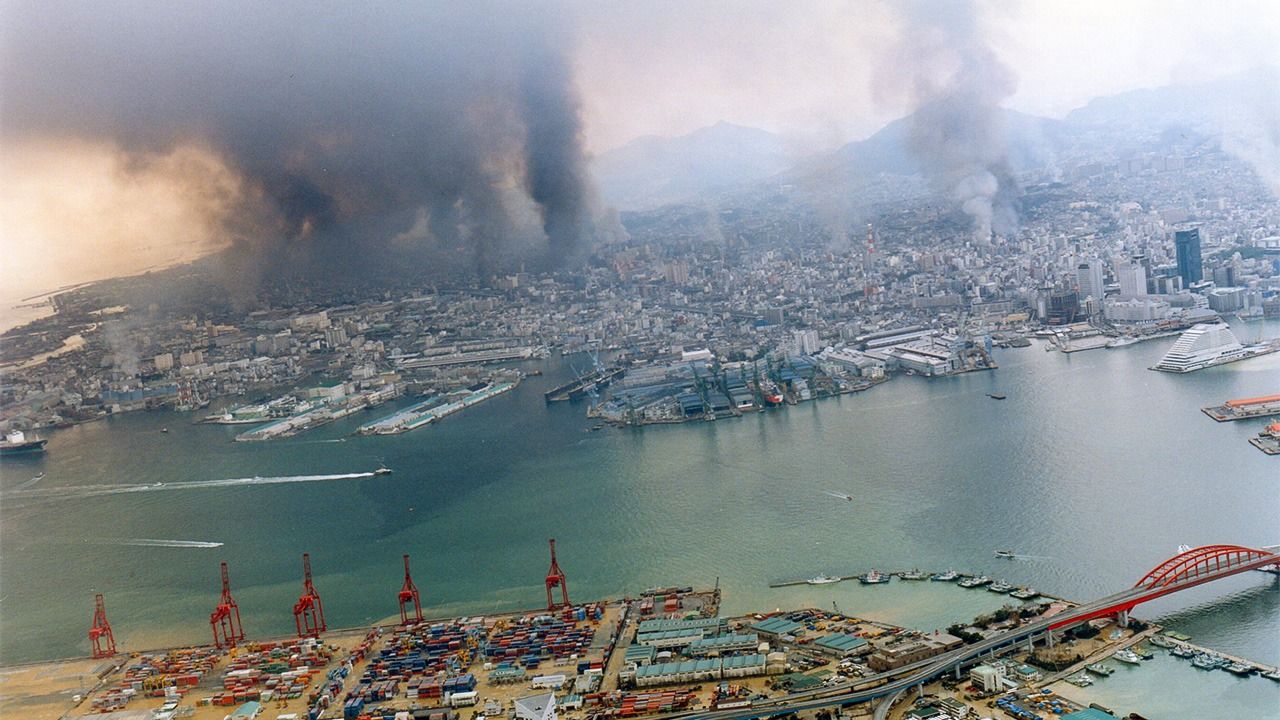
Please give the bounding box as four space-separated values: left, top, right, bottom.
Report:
544 367 624 402
1201 393 1280 421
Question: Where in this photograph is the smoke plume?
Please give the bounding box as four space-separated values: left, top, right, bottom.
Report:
879 0 1021 242
0 2 595 284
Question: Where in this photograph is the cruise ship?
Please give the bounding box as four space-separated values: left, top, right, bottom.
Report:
1150 323 1280 373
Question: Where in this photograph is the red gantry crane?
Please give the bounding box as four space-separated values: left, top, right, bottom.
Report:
398 554 423 625
89 593 117 658
545 538 570 610
293 553 326 638
210 561 245 649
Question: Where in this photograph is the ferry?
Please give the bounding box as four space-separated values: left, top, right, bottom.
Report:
930 569 960 582
0 430 47 456
1106 336 1141 349
1113 649 1142 665
994 549 1015 559
1151 323 1280 373
1085 663 1114 676
898 569 927 581
807 575 842 585
858 569 889 585
987 580 1013 593
1009 587 1039 600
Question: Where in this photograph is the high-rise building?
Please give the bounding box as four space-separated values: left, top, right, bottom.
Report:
1075 260 1105 302
1116 258 1147 297
1175 228 1203 286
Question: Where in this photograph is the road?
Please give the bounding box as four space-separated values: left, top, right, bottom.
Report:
668 553 1278 720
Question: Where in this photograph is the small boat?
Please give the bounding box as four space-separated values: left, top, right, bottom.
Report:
1113 650 1142 665
994 550 1015 559
160 427 169 433
958 575 992 588
807 575 842 585
1191 653 1221 670
1148 635 1174 649
858 569 889 585
1106 336 1141 349
33 472 46 481
374 467 393 476
1261 669 1280 681
1065 673 1093 687
1225 662 1254 676
988 580 1013 593
1009 587 1039 600
1086 663 1114 676
899 569 927 581
930 569 960 582
823 491 854 501
1130 645 1154 660
1171 646 1196 659
987 393 1007 400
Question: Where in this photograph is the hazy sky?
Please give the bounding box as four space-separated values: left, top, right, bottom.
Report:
1 0 1278 303
575 0 1280 151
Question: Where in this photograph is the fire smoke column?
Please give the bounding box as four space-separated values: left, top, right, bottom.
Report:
882 0 1021 242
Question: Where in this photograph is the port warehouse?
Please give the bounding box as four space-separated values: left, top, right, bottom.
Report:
1201 392 1280 421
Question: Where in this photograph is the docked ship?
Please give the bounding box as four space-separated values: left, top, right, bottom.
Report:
807 575 842 585
1151 323 1280 373
0 429 47 455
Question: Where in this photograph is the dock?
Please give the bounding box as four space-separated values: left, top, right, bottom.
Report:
1163 637 1280 675
1200 393 1280 421
544 367 624 402
357 380 518 435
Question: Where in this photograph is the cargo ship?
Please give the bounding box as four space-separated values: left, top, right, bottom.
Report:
0 429 47 455
1151 323 1280 373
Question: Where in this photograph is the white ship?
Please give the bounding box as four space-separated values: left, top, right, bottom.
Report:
1150 323 1280 373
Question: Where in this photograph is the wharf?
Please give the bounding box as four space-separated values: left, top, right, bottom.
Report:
1250 434 1280 455
544 367 624 402
357 381 518 435
1201 393 1280 421
1164 638 1280 674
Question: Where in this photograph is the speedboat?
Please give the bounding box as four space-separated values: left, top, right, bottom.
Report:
374 466 393 476
899 569 927 581
988 580 1013 593
994 550 1015 559
1113 650 1142 665
807 575 841 585
858 569 889 585
930 569 960 582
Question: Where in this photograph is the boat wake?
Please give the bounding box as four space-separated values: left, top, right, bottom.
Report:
2 471 378 501
111 538 224 548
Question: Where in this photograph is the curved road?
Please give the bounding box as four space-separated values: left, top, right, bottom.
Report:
670 553 1278 720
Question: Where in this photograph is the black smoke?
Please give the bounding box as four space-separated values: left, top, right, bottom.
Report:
0 2 595 283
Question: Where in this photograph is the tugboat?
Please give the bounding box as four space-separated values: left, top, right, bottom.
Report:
899 569 928 581
930 569 960 582
1086 663 1114 676
1009 587 1039 600
858 569 890 585
958 575 992 588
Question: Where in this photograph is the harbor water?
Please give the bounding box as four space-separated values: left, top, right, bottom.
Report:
2 320 1278 717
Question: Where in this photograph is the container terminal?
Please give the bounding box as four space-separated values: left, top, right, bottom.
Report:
1200 393 1280 421
6 546 1275 720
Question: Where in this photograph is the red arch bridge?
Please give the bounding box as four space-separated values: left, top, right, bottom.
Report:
678 544 1279 720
